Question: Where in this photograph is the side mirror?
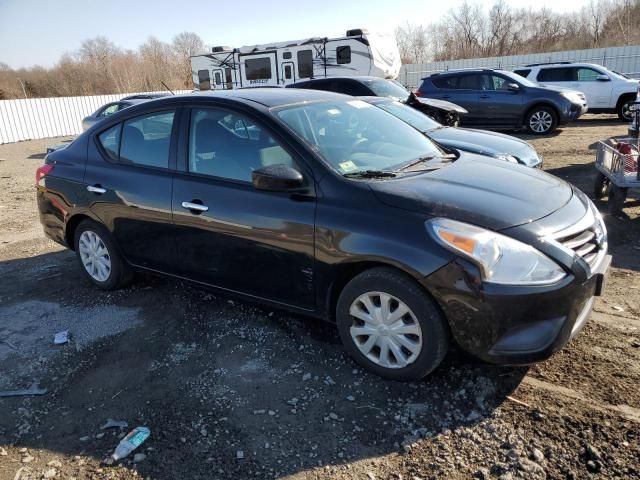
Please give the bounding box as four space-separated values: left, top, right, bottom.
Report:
507 83 520 91
252 164 304 191
596 75 610 82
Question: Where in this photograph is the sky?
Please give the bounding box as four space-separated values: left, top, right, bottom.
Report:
0 0 591 69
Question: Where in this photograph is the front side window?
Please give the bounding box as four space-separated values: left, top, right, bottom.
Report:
337 46 351 64
245 57 272 81
480 74 509 90
456 74 481 90
119 111 175 168
577 67 603 82
297 50 313 78
98 124 120 162
276 100 443 174
189 108 293 182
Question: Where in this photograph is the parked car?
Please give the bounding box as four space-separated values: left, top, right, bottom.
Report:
81 99 147 130
513 62 639 121
37 89 610 380
416 68 588 135
288 76 467 126
362 96 543 168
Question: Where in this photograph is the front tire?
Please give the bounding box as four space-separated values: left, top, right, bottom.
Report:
593 171 610 199
525 106 557 135
608 185 628 215
74 219 132 290
336 267 449 381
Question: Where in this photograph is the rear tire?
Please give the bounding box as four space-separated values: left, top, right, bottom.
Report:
525 106 557 135
73 219 132 290
608 185 628 215
336 267 448 381
593 171 610 199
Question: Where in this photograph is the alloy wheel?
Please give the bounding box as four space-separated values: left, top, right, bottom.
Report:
529 110 553 133
621 101 633 121
348 291 423 369
78 230 112 282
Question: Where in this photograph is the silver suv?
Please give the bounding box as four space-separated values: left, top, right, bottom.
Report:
514 62 639 121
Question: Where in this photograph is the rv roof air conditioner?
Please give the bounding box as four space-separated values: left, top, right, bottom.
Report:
346 28 368 37
211 46 232 53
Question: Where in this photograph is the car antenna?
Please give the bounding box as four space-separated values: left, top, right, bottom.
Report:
161 81 175 95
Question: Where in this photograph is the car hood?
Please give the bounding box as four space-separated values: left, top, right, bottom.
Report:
412 96 468 114
537 84 584 95
428 127 535 161
370 153 572 230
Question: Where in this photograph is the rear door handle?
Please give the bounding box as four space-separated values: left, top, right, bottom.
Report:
479 94 490 99
87 185 106 194
181 201 209 213
441 95 451 99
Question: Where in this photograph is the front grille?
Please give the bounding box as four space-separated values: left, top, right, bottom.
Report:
556 224 603 269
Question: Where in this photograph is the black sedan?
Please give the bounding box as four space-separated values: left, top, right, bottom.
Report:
81 99 147 131
37 89 610 380
363 96 543 168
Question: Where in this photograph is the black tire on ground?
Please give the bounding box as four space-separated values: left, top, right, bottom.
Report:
525 106 558 135
73 219 133 290
617 96 635 122
336 267 449 381
607 185 628 215
593 171 610 199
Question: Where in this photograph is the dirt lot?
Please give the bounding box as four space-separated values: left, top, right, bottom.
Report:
1 118 639 480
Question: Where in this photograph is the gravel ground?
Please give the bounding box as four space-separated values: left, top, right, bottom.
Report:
0 118 639 480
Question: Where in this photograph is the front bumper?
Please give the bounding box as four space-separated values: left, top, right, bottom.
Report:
422 253 611 365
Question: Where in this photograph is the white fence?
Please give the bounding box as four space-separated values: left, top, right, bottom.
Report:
0 90 190 144
399 44 640 89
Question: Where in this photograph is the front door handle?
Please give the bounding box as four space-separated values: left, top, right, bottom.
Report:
181 201 209 213
441 95 451 99
479 94 490 99
87 185 106 194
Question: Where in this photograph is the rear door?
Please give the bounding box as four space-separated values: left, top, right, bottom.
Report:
85 108 180 272
240 52 278 87
477 73 523 125
171 105 317 309
431 73 481 123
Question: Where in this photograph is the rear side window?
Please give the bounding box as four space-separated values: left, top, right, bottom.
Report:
337 46 351 64
297 50 313 78
245 57 272 80
431 76 457 89
98 124 120 162
104 111 175 169
431 74 479 89
537 68 574 82
513 69 531 78
189 108 293 182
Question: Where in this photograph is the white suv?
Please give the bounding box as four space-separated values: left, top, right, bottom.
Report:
514 62 639 121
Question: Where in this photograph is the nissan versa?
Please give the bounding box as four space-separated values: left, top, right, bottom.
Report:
37 89 611 380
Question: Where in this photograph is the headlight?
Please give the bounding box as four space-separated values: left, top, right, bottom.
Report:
495 154 519 164
427 218 567 285
560 91 581 104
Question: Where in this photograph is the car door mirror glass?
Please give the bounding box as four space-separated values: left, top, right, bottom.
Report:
507 83 520 91
252 164 304 191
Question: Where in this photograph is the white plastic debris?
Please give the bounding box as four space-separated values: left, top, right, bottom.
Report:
54 331 70 345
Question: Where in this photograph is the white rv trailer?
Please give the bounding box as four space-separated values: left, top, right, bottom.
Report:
190 28 401 90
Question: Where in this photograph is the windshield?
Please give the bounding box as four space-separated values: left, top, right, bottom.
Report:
276 99 444 175
500 70 538 88
375 100 441 132
364 79 411 102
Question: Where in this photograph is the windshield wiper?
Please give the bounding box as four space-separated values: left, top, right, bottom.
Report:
395 154 456 172
343 170 397 179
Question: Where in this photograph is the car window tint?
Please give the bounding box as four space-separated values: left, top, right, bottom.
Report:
431 76 457 89
189 108 294 182
98 124 121 162
513 69 531 78
576 68 601 81
537 67 574 82
456 74 480 89
119 111 175 168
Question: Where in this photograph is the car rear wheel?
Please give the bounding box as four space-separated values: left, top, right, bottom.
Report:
593 171 610 199
74 219 132 290
336 267 448 380
525 106 557 135
608 185 628 215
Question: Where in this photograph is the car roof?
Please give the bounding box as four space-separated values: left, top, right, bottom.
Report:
290 76 387 86
175 88 350 108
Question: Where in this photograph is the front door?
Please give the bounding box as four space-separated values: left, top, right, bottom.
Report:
477 73 523 124
240 52 278 87
172 106 316 309
570 67 612 109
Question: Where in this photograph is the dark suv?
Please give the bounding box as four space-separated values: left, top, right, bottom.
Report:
417 69 588 135
37 89 609 380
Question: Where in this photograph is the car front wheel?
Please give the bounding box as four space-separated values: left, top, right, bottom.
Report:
74 219 132 290
526 106 557 135
336 267 448 381
617 97 635 122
